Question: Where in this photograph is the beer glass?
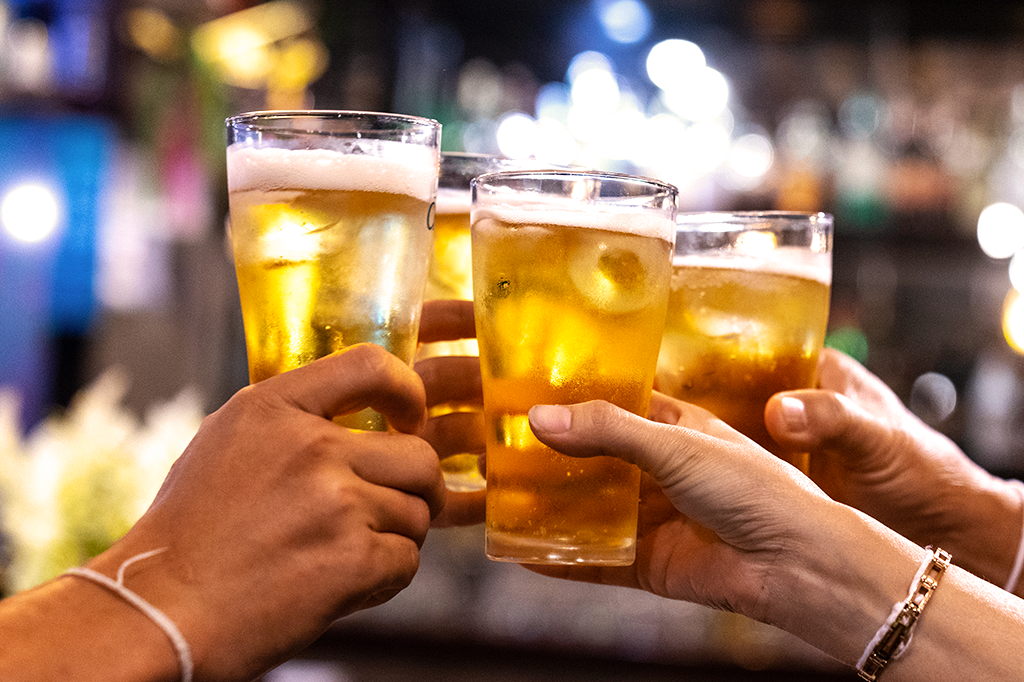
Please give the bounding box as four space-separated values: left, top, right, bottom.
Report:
472 170 677 565
422 153 565 491
656 211 833 471
226 111 441 431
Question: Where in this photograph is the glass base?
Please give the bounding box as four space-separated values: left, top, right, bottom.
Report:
485 530 636 566
441 454 486 492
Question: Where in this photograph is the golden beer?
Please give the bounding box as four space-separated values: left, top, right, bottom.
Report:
656 213 832 466
226 113 440 431
473 171 676 565
424 189 473 302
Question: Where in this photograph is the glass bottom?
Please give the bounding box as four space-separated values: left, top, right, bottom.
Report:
441 454 486 492
485 530 636 566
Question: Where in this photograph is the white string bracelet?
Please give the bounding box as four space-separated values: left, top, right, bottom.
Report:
65 548 193 682
856 547 951 681
1004 479 1024 594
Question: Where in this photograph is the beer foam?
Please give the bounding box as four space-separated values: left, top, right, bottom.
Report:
473 199 675 243
226 144 438 202
435 187 471 214
673 249 832 285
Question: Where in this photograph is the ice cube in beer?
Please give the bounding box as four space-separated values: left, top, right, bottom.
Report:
570 242 654 314
251 201 330 263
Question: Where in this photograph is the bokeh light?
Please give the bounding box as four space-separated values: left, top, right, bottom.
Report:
909 372 957 424
978 202 1024 259
1010 250 1024 292
1 183 60 244
728 132 775 179
569 63 620 114
496 112 539 159
1003 288 1024 353
646 39 705 91
660 67 729 122
595 0 651 44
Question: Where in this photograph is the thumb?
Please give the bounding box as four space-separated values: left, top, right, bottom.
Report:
528 400 733 496
528 400 808 546
764 390 891 471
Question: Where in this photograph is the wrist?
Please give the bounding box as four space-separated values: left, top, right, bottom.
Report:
0 575 180 682
766 499 928 668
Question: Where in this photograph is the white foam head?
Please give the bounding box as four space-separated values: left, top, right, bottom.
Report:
435 187 471 214
226 143 438 202
473 195 675 243
673 249 832 285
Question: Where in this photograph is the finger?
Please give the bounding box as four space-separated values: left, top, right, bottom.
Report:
418 299 476 343
764 390 891 472
360 482 436 543
527 401 724 490
419 410 485 459
431 489 486 527
817 348 906 415
262 344 427 434
347 433 446 520
416 355 483 408
648 391 686 424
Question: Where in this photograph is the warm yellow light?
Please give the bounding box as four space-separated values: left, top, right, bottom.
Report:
267 38 329 92
191 0 319 90
125 8 182 62
1003 288 1024 354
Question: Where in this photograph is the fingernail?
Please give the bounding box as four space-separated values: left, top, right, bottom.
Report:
529 405 572 433
780 396 808 432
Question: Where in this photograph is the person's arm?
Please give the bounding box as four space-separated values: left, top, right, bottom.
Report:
764 348 1024 595
0 576 180 681
0 343 446 682
525 395 1024 680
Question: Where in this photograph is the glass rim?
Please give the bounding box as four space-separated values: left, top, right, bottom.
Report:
225 109 441 131
472 168 678 195
676 210 833 226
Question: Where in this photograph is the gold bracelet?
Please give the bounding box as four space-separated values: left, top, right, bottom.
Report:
857 547 951 682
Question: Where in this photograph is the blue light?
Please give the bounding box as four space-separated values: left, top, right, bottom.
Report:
595 0 651 45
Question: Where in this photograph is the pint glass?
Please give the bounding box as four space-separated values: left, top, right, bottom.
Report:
656 212 833 470
472 170 677 565
226 111 441 431
423 153 564 491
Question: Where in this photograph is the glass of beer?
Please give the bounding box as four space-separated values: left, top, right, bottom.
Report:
472 170 677 565
656 211 833 471
422 153 567 491
226 111 441 431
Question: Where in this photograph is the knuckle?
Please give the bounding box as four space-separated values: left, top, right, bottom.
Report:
341 343 394 381
584 400 621 431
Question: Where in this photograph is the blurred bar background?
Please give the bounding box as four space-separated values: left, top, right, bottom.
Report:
2 0 1024 679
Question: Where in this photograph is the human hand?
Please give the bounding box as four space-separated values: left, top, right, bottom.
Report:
522 394 933 668
763 348 1023 590
524 394 832 617
416 299 486 527
87 344 446 681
